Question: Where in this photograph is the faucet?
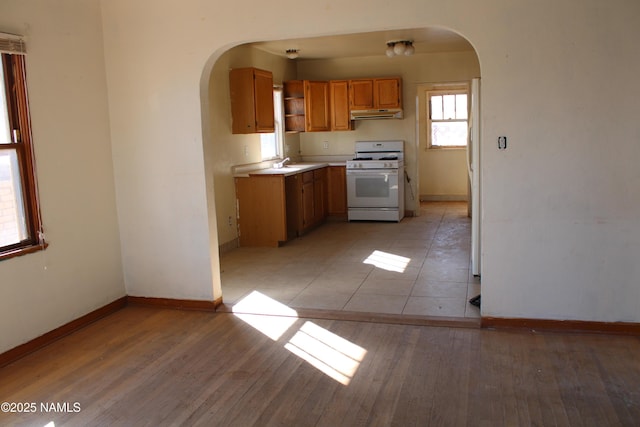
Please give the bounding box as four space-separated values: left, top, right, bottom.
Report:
273 157 290 169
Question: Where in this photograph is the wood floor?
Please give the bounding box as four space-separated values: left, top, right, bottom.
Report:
1 307 639 426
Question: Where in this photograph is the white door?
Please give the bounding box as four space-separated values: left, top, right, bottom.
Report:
468 78 481 276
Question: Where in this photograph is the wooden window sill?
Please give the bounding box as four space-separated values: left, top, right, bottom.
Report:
0 242 48 262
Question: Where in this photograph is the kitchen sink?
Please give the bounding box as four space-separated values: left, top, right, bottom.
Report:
247 163 325 176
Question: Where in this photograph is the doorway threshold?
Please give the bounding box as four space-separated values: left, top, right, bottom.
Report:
217 304 480 329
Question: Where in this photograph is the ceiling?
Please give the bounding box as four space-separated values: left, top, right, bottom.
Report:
251 27 474 60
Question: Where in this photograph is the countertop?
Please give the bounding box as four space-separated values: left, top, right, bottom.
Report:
234 161 346 178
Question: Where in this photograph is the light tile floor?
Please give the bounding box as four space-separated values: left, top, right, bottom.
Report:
220 201 481 320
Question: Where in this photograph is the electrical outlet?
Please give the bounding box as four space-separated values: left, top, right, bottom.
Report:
498 136 507 150
243 145 249 157
323 141 329 150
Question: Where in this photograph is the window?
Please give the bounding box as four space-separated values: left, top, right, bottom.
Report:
1 38 45 260
427 88 469 148
260 87 284 160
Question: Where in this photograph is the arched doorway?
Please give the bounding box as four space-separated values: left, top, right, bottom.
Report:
200 27 481 320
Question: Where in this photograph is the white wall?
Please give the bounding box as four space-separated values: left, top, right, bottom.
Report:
100 0 640 323
478 2 640 322
0 0 124 353
99 3 221 301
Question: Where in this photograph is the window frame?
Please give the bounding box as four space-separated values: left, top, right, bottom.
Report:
426 86 470 150
1 52 46 260
260 86 284 161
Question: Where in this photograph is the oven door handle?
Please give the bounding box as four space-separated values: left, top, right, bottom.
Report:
347 169 398 175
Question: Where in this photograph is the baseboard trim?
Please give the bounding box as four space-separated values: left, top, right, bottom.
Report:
482 317 640 335
127 296 222 312
219 238 239 256
0 296 127 368
0 295 226 368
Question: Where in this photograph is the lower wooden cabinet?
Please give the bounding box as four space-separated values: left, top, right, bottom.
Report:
327 166 347 216
235 176 287 247
297 169 327 234
236 167 329 247
315 168 328 218
285 175 300 240
301 171 315 231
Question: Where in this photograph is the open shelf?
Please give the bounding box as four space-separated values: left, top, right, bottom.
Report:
284 80 306 132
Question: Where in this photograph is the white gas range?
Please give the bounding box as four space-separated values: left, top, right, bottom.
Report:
346 140 405 222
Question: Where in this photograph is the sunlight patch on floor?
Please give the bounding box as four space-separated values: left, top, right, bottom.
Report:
285 321 367 385
363 250 410 273
232 291 298 340
233 291 367 385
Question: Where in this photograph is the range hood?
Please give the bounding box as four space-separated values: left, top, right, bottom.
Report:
350 108 403 120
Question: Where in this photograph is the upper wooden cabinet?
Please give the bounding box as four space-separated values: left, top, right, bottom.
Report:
329 80 352 131
283 80 306 132
229 67 274 134
284 76 402 132
349 77 402 110
375 77 402 109
349 79 375 110
283 80 331 132
304 80 330 132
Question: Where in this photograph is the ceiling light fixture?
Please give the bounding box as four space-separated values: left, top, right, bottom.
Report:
285 49 299 59
385 40 414 57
